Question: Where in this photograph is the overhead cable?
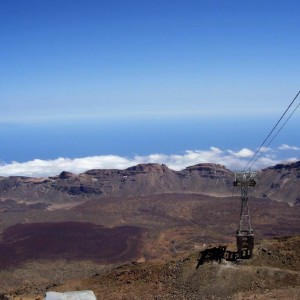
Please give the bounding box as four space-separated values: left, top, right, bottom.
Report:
250 94 300 168
244 90 300 171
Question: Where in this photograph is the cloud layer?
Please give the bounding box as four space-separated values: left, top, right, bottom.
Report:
278 144 300 151
0 144 299 178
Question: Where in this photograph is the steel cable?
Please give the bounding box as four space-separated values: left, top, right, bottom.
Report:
244 90 300 171
250 96 300 168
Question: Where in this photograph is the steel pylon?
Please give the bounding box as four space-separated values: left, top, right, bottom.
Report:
234 171 256 258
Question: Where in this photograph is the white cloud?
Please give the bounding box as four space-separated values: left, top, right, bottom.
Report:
278 144 300 151
227 148 254 158
0 146 293 178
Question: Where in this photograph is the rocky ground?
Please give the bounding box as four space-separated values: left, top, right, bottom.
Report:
3 236 299 300
0 161 299 299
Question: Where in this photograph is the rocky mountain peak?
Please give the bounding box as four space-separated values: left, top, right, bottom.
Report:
59 171 77 179
265 160 300 171
125 163 170 173
185 163 231 174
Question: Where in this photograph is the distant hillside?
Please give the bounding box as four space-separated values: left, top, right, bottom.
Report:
254 160 300 204
0 161 299 204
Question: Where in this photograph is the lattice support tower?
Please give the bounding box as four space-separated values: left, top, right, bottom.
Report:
234 171 256 258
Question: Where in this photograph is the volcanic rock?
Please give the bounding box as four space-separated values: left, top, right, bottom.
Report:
254 160 300 204
0 161 299 204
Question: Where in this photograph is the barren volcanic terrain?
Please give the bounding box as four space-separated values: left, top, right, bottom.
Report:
0 162 299 298
0 161 299 205
0 222 144 268
3 236 300 300
53 236 300 300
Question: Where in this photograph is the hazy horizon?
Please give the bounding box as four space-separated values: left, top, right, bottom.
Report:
1 1 299 176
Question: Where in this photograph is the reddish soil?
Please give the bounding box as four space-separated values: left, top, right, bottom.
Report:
44 236 300 300
0 222 144 268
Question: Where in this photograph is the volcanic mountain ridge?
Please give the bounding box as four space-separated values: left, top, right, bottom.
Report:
0 161 299 204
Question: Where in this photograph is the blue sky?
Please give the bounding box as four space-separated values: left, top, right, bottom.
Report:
0 0 299 176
